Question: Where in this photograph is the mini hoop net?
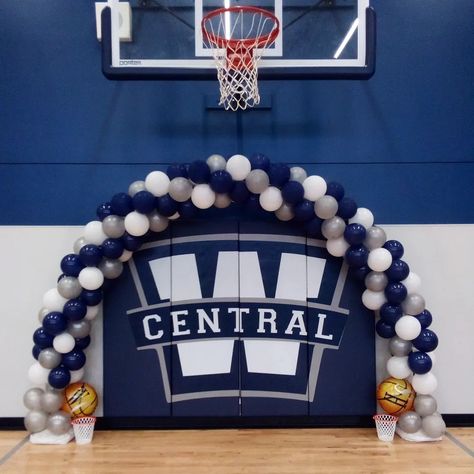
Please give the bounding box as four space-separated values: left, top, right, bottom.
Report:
71 416 96 445
373 414 398 442
202 6 280 111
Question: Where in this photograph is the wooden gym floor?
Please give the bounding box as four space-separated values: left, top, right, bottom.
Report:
0 428 473 473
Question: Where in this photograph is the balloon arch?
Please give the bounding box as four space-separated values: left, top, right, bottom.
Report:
23 153 445 441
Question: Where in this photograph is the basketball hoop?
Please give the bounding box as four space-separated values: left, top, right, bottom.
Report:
202 6 280 111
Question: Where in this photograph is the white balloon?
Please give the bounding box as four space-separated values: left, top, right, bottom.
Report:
367 248 393 272
70 368 85 383
42 288 68 313
124 211 150 236
226 154 251 181
145 171 170 197
168 212 180 220
412 372 438 395
85 305 100 321
326 236 350 257
259 186 283 212
78 267 104 291
362 289 387 310
191 184 215 209
84 221 108 246
387 356 412 379
395 315 422 341
402 272 422 294
28 362 50 386
214 193 232 208
119 249 133 262
53 332 76 354
302 175 327 201
349 208 374 229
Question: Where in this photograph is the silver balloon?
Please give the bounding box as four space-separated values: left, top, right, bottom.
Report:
365 226 387 250
314 196 338 220
57 276 82 299
422 414 446 438
24 410 48 433
168 177 193 202
41 390 64 413
275 203 294 222
365 272 388 292
414 394 437 417
68 320 91 339
149 211 169 233
38 307 50 324
73 236 87 254
46 411 71 435
246 169 270 194
402 293 426 315
398 411 422 433
128 180 146 197
23 388 45 411
38 348 62 370
289 166 307 183
389 336 413 356
321 216 345 239
214 193 232 208
99 258 123 279
206 154 227 172
102 215 125 239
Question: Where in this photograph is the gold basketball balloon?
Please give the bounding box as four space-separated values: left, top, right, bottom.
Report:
62 382 98 418
376 377 415 415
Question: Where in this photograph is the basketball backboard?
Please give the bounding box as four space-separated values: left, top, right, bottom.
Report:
98 0 375 80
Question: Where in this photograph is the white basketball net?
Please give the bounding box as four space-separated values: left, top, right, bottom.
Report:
202 7 279 111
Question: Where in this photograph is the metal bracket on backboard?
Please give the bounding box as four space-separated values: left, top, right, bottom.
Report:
100 6 376 81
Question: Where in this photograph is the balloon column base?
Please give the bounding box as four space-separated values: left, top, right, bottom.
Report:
29 428 74 445
396 427 442 442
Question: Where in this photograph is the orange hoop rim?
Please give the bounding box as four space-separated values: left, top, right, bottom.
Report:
202 6 280 50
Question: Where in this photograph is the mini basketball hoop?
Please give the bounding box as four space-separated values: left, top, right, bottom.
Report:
202 6 280 111
71 416 96 445
373 414 398 442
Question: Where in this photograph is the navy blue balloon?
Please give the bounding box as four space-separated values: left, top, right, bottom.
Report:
337 197 357 220
408 351 432 374
48 367 71 389
413 329 438 352
96 202 113 221
63 298 87 321
344 223 366 245
268 163 290 187
188 160 210 184
245 194 263 213
384 282 408 304
179 200 199 219
385 259 410 282
415 309 433 329
348 265 371 281
132 191 156 214
167 163 188 179
250 153 270 171
121 232 143 251
383 240 404 259
345 245 369 267
306 217 324 238
229 181 250 203
79 244 103 267
43 312 68 336
60 254 84 277
75 335 91 350
157 194 179 217
209 170 234 193
326 182 345 201
32 345 41 360
111 192 134 216
380 303 403 325
33 327 54 349
102 238 124 259
281 181 304 205
81 289 103 306
62 349 86 371
376 320 396 338
293 199 315 222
